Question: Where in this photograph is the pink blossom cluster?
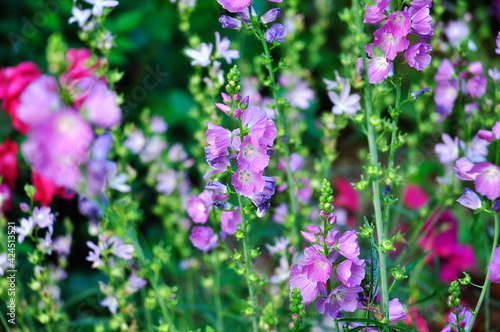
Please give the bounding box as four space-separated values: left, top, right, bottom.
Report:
0 49 122 192
360 0 433 84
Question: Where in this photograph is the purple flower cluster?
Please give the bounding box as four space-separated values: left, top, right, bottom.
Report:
434 59 487 119
218 1 287 43
87 235 135 269
289 221 365 319
453 122 500 201
360 0 433 84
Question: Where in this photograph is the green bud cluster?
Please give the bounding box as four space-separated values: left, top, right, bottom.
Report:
226 65 241 95
289 288 306 331
447 280 461 308
319 179 334 215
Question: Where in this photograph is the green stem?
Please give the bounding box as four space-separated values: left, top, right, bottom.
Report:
250 13 299 241
214 250 224 332
468 212 500 331
353 0 389 318
238 195 258 332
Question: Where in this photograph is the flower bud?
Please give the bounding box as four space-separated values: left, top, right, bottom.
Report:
261 8 281 24
219 15 242 30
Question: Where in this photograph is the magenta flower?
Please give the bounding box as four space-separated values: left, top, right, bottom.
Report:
358 53 392 84
466 75 487 98
186 191 213 224
373 28 409 60
315 285 363 319
221 210 241 235
237 136 270 172
488 246 500 283
496 31 500 54
190 226 219 252
469 163 500 200
441 307 473 332
82 81 121 128
405 43 432 71
206 123 232 157
216 0 252 13
277 152 304 172
241 106 277 146
232 168 265 197
410 7 433 35
337 259 366 287
337 230 360 260
385 12 411 38
364 0 390 24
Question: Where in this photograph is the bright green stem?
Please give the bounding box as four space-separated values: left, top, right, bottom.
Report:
250 13 299 240
468 212 500 331
353 0 389 318
238 195 259 332
214 251 224 332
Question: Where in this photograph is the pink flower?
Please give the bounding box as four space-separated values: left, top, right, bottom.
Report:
17 75 62 127
232 168 265 197
337 230 360 260
466 75 487 98
315 285 363 319
337 259 366 287
410 7 433 36
241 106 277 147
221 210 241 235
403 185 428 210
0 62 41 133
362 54 392 84
32 170 74 206
216 0 252 13
190 226 219 252
0 139 18 188
435 59 455 82
186 191 213 224
237 136 270 172
22 110 94 189
364 0 390 24
469 163 500 200
384 12 412 38
81 81 122 128
62 48 101 83
434 80 459 111
454 157 476 181
389 298 407 322
488 246 500 283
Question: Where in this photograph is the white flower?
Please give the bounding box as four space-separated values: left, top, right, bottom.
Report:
15 217 35 244
68 6 92 27
328 82 361 115
215 32 239 64
185 43 213 67
84 0 119 17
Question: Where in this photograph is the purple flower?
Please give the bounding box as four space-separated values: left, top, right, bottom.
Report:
100 295 118 314
435 59 455 82
477 122 500 142
496 31 500 54
272 202 288 224
54 235 72 256
454 157 476 181
125 272 148 293
204 147 230 180
15 217 35 244
139 136 167 163
248 176 276 217
277 153 304 172
150 116 168 133
489 246 500 283
444 20 469 48
219 15 242 30
358 53 392 84
410 7 433 36
190 226 219 252
86 241 103 268
111 237 134 260
337 230 360 260
215 32 239 64
241 106 277 146
434 80 459 111
489 68 500 82
232 168 265 197
261 8 280 24
216 0 252 13
405 43 432 71
434 134 459 164
373 28 409 61
328 81 361 115
466 75 487 98
463 136 490 163
468 61 484 75
384 12 411 38
364 0 390 24
124 130 146 154
469 163 500 200
457 188 482 210
82 81 121 128
315 285 363 319
441 307 473 332
337 259 366 287
265 23 287 43
206 123 232 157
156 170 177 195
32 206 55 229
221 210 241 235
410 0 432 10
388 298 407 322
186 191 213 224
205 181 227 195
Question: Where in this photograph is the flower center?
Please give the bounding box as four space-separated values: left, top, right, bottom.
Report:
238 169 253 184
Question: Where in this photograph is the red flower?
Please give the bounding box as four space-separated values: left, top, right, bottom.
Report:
0 139 18 187
32 170 74 206
0 62 41 133
335 178 359 212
